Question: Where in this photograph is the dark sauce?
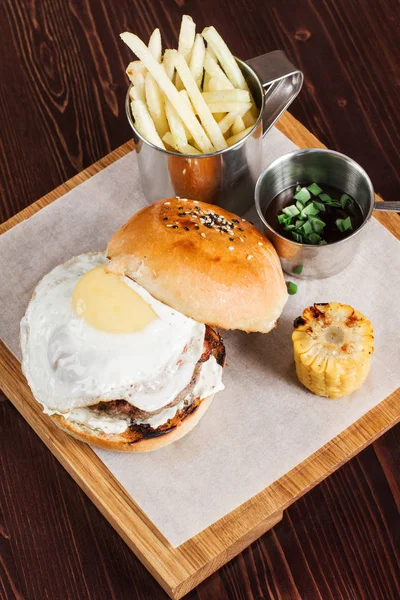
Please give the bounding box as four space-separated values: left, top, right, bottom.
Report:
265 184 364 244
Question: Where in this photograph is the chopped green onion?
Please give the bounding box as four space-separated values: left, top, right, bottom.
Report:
308 232 322 244
307 183 323 196
293 264 303 275
319 193 332 203
301 202 320 218
277 183 355 248
309 216 326 233
283 204 300 218
340 193 352 208
302 220 313 235
294 187 311 203
291 231 303 243
287 281 298 295
336 216 353 232
313 201 326 212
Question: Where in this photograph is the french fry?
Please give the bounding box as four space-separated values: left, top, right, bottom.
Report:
165 98 187 151
202 26 248 90
172 50 227 150
130 99 165 148
206 44 217 60
129 73 146 102
217 102 252 134
208 77 219 92
231 115 246 135
162 132 175 151
205 101 252 113
207 78 226 121
163 49 175 80
217 112 239 134
145 73 169 137
162 132 201 155
204 47 219 115
202 27 259 119
176 15 196 90
121 32 214 153
203 71 211 91
208 76 230 91
202 89 250 103
178 90 196 142
226 126 253 146
178 15 196 62
203 51 234 90
189 34 205 89
126 60 147 84
148 28 162 62
213 112 226 123
203 26 259 119
183 143 201 155
242 111 257 128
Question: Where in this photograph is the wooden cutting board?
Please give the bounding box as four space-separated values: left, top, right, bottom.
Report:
1 113 399 600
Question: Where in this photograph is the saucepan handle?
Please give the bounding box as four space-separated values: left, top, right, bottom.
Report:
246 51 303 137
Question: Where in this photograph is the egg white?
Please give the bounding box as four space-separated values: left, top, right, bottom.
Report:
20 252 206 415
62 353 225 434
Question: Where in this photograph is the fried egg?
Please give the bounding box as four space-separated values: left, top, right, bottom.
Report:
20 252 207 416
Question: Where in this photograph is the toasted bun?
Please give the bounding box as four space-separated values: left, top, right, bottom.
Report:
107 198 288 333
51 395 214 452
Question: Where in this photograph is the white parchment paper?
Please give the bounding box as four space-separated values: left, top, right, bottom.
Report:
1 127 399 547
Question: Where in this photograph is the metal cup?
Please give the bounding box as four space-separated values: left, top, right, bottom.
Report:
126 51 303 214
255 148 375 279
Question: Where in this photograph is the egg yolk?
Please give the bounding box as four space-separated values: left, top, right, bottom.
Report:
72 266 157 333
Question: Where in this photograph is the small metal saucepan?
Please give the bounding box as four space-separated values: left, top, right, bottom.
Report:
255 148 382 280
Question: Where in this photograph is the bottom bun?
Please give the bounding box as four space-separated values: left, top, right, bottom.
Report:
51 394 214 453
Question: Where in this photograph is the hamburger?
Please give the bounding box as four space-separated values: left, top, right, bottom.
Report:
20 198 288 452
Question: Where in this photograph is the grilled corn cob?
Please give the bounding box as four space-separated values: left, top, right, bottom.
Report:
292 302 374 398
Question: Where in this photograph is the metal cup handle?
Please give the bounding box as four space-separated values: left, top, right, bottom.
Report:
246 51 303 137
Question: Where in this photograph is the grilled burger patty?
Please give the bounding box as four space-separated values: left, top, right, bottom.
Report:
88 326 225 443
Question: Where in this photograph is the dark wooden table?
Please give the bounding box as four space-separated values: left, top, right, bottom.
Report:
1 1 399 598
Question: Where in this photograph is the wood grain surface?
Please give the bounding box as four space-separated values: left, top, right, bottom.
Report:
0 1 399 599
1 111 398 600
